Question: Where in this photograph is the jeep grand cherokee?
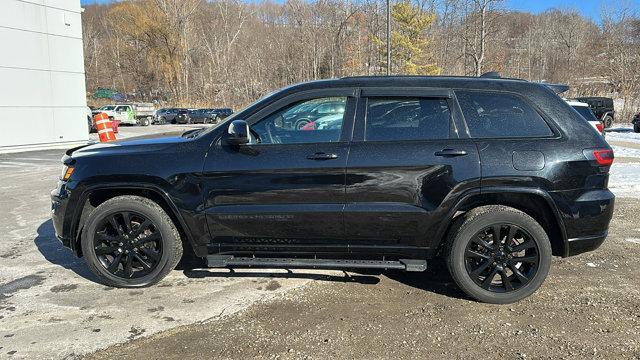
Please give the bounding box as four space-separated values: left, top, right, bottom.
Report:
51 75 614 304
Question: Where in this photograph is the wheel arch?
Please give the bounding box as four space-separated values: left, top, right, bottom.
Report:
436 188 567 257
71 184 196 258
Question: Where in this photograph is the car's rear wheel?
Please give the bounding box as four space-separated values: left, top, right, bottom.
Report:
446 205 551 304
81 196 183 287
602 115 613 128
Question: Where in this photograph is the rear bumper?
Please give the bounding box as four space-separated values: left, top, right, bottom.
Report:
567 231 608 256
551 189 615 257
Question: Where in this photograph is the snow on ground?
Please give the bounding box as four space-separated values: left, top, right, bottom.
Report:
609 162 640 199
611 144 640 158
606 125 640 144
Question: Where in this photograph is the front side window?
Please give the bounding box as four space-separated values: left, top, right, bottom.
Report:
365 97 451 141
250 97 347 144
456 91 553 138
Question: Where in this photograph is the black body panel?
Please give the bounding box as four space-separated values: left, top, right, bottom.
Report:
51 75 614 263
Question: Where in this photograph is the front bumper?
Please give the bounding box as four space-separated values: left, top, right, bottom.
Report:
51 181 73 250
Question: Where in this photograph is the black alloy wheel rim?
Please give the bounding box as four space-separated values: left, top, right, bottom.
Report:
464 223 539 293
93 211 163 279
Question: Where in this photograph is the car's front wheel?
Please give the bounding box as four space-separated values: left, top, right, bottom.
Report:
446 205 551 304
81 196 183 287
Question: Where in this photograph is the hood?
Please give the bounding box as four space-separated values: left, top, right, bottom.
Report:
68 130 194 157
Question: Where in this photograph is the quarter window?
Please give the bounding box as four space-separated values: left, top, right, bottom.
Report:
456 91 553 138
250 97 347 144
365 97 451 141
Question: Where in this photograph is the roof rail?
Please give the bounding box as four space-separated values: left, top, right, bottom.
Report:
479 71 501 78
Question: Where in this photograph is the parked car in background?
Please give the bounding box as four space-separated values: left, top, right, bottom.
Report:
155 108 187 124
301 113 344 130
92 103 154 126
575 97 615 128
87 107 95 133
154 108 176 124
52 75 614 304
566 99 604 136
188 109 217 124
175 109 192 124
210 108 233 121
280 98 346 130
632 112 640 133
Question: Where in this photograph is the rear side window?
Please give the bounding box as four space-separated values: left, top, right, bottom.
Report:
365 97 450 141
572 106 598 122
456 91 553 138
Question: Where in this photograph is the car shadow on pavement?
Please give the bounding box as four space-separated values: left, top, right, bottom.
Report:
183 269 381 285
384 259 470 300
34 219 98 282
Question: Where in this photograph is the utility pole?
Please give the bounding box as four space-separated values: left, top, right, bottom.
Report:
386 0 391 75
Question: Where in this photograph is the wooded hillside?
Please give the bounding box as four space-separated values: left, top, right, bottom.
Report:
82 0 640 120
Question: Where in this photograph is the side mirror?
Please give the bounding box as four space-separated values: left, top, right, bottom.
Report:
225 120 250 145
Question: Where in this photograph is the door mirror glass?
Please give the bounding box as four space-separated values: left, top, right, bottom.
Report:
226 120 250 145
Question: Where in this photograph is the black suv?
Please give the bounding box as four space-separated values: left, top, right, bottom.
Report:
51 76 615 304
575 96 615 128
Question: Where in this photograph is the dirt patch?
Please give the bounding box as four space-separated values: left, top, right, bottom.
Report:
264 280 281 291
50 284 78 293
0 275 46 299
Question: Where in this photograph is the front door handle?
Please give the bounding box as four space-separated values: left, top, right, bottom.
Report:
307 152 338 160
434 148 468 157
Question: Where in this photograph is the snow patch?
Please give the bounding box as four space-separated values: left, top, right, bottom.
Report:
611 145 640 159
608 162 640 199
625 238 640 244
606 126 640 144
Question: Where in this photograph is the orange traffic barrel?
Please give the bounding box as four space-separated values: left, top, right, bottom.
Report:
93 112 116 142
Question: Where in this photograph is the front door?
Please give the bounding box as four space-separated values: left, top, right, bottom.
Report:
202 89 357 256
344 88 481 258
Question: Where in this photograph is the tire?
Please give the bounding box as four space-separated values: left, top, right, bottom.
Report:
446 205 551 304
634 123 640 133
81 195 183 288
602 115 613 129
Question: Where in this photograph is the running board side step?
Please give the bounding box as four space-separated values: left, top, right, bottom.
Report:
206 256 427 272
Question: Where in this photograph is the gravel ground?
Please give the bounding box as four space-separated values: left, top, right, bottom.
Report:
0 124 332 359
84 198 640 360
3 124 640 359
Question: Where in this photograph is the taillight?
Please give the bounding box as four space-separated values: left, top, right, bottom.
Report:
593 149 614 166
596 123 604 133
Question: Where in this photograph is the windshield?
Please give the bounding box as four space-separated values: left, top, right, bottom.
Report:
572 105 598 121
100 106 116 110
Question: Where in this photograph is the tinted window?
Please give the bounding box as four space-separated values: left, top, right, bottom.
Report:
250 97 347 144
456 91 553 138
572 106 598 122
365 97 450 141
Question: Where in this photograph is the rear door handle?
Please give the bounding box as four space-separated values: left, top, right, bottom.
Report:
307 152 338 160
434 149 468 157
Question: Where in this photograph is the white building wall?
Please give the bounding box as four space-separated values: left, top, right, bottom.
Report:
0 0 87 151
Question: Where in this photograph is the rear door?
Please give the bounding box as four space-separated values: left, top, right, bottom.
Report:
344 88 481 258
202 88 357 255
